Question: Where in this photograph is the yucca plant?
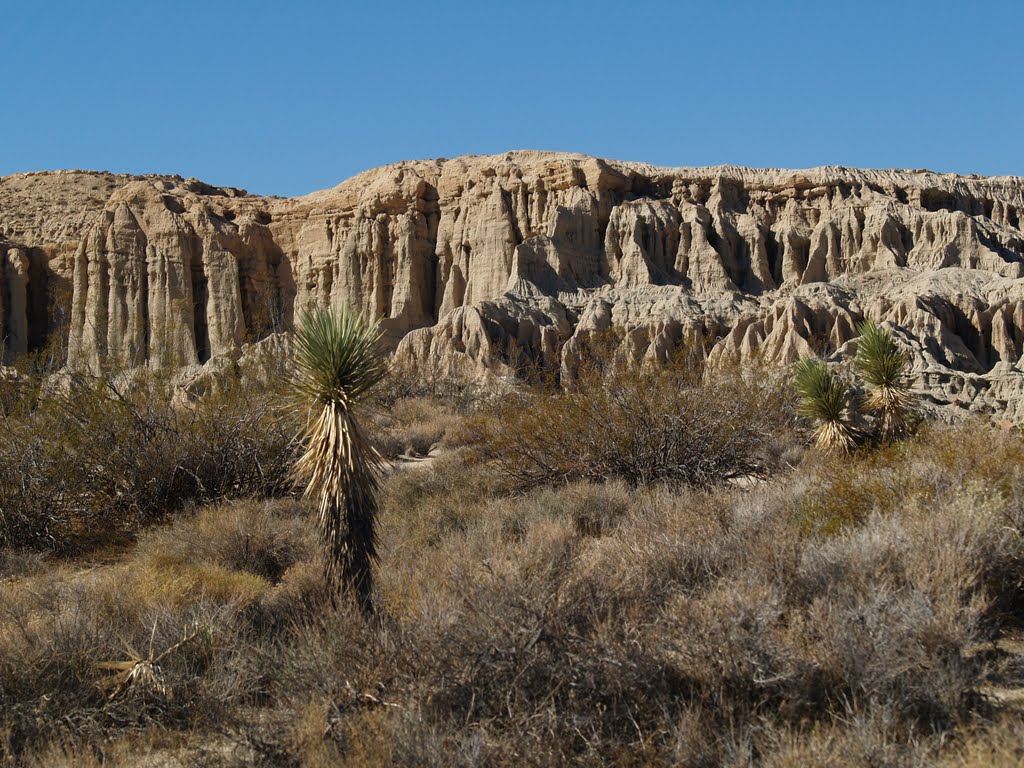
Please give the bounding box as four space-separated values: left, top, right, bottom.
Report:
290 307 387 616
793 357 858 454
854 320 913 441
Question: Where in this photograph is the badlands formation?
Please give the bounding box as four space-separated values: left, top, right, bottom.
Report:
2 151 1024 418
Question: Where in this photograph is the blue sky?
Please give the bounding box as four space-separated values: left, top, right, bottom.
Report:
4 0 1022 196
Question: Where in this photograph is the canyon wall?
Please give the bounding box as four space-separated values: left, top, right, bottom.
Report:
3 153 1024 417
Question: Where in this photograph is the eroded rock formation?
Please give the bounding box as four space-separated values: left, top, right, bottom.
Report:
3 152 1024 418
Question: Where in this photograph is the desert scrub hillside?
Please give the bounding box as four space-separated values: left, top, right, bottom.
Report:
0 360 462 552
1 363 1023 766
0 368 297 552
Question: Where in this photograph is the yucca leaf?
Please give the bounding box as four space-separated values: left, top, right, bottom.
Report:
793 357 858 453
854 320 913 440
855 320 908 390
794 358 847 423
292 307 387 407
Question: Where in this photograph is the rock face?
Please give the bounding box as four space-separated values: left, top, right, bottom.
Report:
3 153 1024 418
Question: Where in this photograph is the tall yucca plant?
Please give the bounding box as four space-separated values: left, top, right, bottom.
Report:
855 320 913 441
793 357 858 454
291 307 387 616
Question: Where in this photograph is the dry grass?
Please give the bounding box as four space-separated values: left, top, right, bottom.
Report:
1 386 1023 765
367 396 454 459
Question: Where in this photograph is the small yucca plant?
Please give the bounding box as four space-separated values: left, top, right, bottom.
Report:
854 320 913 441
291 307 387 616
793 357 858 454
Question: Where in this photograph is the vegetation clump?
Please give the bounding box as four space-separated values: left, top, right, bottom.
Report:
481 354 796 490
1 329 1023 766
0 370 296 552
855 319 915 440
1 422 1023 766
795 319 917 453
794 357 859 454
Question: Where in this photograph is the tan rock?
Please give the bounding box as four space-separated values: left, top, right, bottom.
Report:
4 152 1024 419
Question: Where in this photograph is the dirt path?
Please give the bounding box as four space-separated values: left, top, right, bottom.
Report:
966 635 1024 710
386 447 441 474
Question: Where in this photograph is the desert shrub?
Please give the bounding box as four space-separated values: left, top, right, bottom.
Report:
943 715 1024 767
137 499 314 582
373 356 491 411
0 369 34 419
796 447 908 535
0 372 298 552
4 391 1024 766
796 421 1024 538
360 418 1023 765
500 480 633 539
367 396 451 459
0 500 333 762
0 548 47 580
906 420 1024 497
481 360 795 490
757 712 937 768
0 567 251 759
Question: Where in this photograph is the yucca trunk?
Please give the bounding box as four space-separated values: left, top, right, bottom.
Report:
812 416 859 455
864 385 913 441
296 401 382 615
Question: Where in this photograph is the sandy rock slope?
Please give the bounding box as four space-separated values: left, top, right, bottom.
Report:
3 152 1024 417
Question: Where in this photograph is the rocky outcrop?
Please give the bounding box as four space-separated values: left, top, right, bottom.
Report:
3 152 1024 419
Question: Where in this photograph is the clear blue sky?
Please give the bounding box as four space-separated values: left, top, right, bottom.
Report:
4 0 1022 196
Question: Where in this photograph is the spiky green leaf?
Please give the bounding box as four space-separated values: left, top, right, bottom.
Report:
854 320 908 390
793 357 858 453
794 358 848 423
292 307 387 408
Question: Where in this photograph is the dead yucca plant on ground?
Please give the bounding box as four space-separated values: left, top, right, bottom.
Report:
97 621 204 701
794 358 858 454
290 308 387 617
855 320 914 441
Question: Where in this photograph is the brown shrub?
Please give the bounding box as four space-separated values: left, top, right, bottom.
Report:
942 715 1024 767
0 372 298 552
137 499 314 583
367 396 452 459
0 548 47 580
359 418 1022 764
479 359 796 490
372 357 491 411
0 501 328 762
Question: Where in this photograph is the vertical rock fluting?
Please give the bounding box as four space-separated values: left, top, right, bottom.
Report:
272 165 440 339
4 153 1024 416
1 243 31 361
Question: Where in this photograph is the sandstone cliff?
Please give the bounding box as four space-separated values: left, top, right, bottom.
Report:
3 153 1024 418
